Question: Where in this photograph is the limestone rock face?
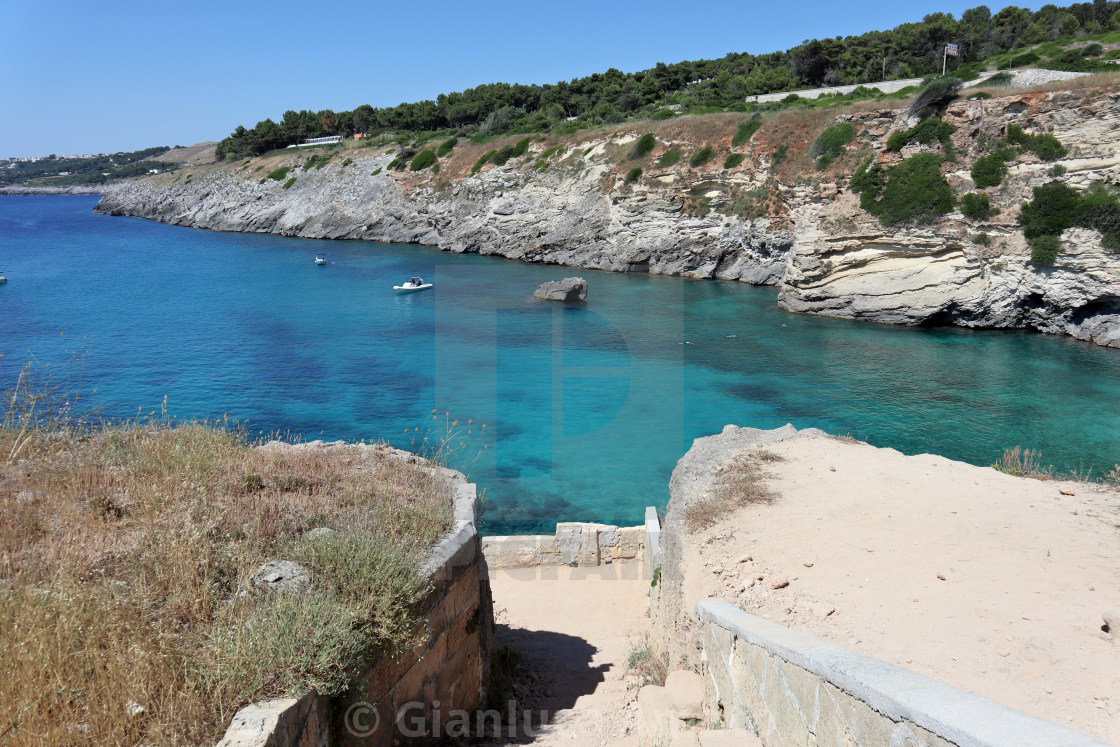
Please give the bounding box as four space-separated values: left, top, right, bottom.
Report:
95 153 793 288
534 276 587 301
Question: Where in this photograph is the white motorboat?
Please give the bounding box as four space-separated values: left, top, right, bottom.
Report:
0 273 6 284
315 254 328 265
394 276 433 293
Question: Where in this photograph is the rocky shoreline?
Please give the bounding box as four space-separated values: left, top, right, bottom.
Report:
92 89 1120 348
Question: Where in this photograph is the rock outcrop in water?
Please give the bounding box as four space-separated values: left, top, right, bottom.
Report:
534 277 587 302
95 87 1120 348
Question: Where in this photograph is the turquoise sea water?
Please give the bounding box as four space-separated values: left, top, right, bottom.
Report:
2 195 1119 532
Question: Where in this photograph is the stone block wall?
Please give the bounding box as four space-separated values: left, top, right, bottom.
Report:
481 521 644 570
696 599 1107 747
218 482 490 747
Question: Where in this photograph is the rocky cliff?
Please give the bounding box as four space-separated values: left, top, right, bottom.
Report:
95 88 1120 348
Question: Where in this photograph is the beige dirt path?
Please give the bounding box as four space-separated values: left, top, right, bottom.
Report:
485 563 651 745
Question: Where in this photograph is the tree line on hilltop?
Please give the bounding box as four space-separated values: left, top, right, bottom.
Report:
216 1 1120 160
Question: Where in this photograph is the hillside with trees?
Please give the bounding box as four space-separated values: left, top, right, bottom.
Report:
215 2 1120 160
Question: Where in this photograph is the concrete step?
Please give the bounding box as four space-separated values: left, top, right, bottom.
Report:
664 669 705 722
697 728 763 747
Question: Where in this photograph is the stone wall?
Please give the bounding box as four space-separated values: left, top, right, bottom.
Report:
217 481 491 747
481 521 644 570
696 599 1108 747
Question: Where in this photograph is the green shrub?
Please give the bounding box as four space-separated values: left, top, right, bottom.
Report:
960 192 997 220
690 146 715 167
1078 182 1120 250
1030 235 1062 265
723 153 744 169
490 145 517 166
1048 164 1067 177
851 153 955 226
512 137 531 157
886 118 956 152
436 137 458 157
809 123 856 168
266 167 290 182
973 232 991 246
371 167 382 176
658 149 680 167
282 177 296 190
628 133 656 160
1082 42 1104 57
1006 124 1067 161
908 77 962 117
986 71 1014 86
770 144 788 171
1018 181 1120 263
472 149 496 174
1020 182 1083 239
652 109 676 120
732 118 762 147
409 150 437 171
1010 52 1040 67
625 167 643 183
781 93 801 104
971 148 1015 188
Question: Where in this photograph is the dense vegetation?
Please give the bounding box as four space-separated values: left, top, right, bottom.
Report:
851 152 957 225
215 2 1120 160
886 117 956 151
0 147 176 187
1020 181 1120 263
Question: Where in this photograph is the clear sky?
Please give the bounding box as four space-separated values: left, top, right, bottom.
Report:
1 0 1041 158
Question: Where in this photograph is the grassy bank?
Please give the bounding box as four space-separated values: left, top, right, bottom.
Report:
0 419 453 744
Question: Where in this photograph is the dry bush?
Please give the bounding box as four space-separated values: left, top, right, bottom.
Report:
1103 465 1120 486
993 445 1054 479
0 423 454 745
625 635 669 687
685 449 785 532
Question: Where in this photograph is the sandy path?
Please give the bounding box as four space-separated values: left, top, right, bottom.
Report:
683 437 1120 743
486 563 651 745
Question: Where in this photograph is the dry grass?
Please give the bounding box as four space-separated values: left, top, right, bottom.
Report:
0 422 453 745
625 635 668 687
685 449 785 532
993 445 1054 479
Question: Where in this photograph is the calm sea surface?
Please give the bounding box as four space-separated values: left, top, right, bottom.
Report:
2 195 1119 531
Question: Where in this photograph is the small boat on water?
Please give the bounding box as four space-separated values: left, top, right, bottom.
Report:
315 254 327 265
394 276 433 293
0 272 6 284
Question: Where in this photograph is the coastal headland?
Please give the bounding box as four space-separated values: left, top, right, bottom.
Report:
92 78 1120 349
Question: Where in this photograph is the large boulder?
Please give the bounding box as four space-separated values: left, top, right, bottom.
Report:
534 277 587 301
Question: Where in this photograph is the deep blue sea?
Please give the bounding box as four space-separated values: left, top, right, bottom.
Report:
2 195 1119 532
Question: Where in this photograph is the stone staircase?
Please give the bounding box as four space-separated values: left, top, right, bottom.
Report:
609 670 761 747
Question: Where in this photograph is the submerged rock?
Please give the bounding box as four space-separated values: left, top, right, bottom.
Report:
534 277 587 302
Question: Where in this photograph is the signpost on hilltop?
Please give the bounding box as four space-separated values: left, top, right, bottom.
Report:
943 42 960 75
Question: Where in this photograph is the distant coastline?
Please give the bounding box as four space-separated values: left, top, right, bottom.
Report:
0 186 104 196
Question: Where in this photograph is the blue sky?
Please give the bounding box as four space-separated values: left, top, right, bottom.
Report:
1 0 1040 157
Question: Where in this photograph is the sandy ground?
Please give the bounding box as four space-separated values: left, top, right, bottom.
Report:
486 563 651 745
683 437 1120 743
